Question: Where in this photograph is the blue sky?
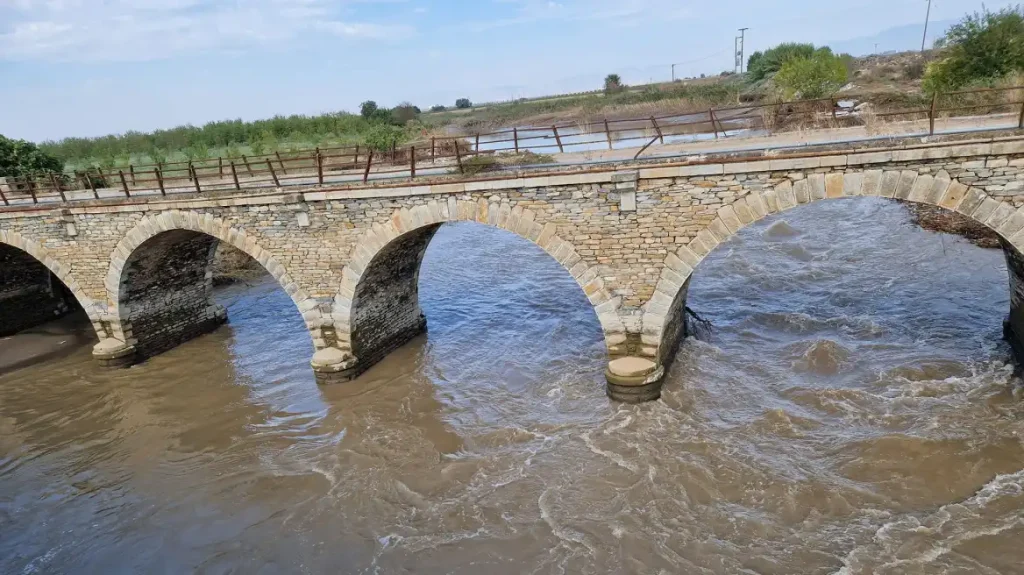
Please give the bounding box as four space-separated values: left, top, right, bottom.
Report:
0 0 1016 142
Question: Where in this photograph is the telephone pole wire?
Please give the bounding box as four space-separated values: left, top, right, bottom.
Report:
921 0 932 52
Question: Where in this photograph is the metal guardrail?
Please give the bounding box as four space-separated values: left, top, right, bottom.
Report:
1 85 1022 206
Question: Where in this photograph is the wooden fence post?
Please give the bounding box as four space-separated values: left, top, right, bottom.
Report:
49 173 67 202
155 168 166 196
229 162 240 190
454 139 464 173
242 154 253 177
604 119 613 150
28 177 37 204
129 164 136 185
475 134 480 154
552 125 564 153
266 159 280 187
363 151 373 183
188 160 194 182
86 171 98 199
351 146 359 169
218 157 224 178
275 151 287 174
409 146 416 179
97 167 106 184
316 148 324 184
709 108 719 139
431 137 436 163
929 92 938 135
830 98 838 122
1017 97 1023 129
118 170 129 197
0 186 7 206
513 127 519 154
190 165 201 194
650 116 664 144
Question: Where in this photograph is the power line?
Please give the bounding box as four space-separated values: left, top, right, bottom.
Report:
921 0 932 51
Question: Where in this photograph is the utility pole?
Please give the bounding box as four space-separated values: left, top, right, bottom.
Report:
921 0 932 52
737 28 749 73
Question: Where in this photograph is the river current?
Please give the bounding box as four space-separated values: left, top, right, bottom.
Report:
2 197 1023 574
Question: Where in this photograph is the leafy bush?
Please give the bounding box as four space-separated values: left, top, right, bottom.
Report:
430 105 446 112
363 124 403 153
0 134 64 177
774 49 849 98
747 43 816 81
604 73 625 94
455 98 472 109
360 100 379 119
923 5 1024 93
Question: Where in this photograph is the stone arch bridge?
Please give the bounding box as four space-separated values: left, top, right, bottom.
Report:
2 135 1024 402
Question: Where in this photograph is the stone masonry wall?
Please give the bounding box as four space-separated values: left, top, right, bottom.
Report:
350 224 440 377
0 243 73 336
119 229 225 358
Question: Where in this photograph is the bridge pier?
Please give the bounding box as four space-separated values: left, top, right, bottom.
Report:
1002 239 1024 363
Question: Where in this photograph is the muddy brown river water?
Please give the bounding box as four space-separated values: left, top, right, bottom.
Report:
2 198 1024 574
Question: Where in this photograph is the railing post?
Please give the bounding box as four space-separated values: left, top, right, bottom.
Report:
86 171 98 199
275 151 287 174
316 148 324 185
650 116 664 144
28 176 37 204
229 162 240 190
475 134 480 154
363 150 373 183
1018 97 1024 129
49 173 67 202
710 108 719 139
830 97 838 122
552 125 564 153
409 146 416 179
431 137 436 163
513 127 519 154
242 154 253 177
188 160 194 182
190 165 201 194
118 170 129 197
0 186 7 206
605 119 613 150
391 142 397 164
929 92 938 135
155 168 166 196
97 167 106 184
351 146 359 169
266 159 280 187
454 139 464 173
218 157 224 178
129 164 136 185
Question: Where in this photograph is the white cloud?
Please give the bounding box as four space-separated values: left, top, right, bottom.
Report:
0 0 414 61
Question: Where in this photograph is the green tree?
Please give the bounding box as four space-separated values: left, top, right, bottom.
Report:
0 134 64 177
391 102 420 124
455 98 472 109
774 49 849 99
604 73 625 94
360 100 379 119
747 43 816 81
923 5 1024 93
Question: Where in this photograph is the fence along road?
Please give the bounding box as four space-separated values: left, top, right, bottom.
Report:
2 85 1023 207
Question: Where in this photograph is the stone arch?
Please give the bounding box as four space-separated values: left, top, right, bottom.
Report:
102 210 325 361
327 197 621 380
644 168 1024 364
0 229 105 334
